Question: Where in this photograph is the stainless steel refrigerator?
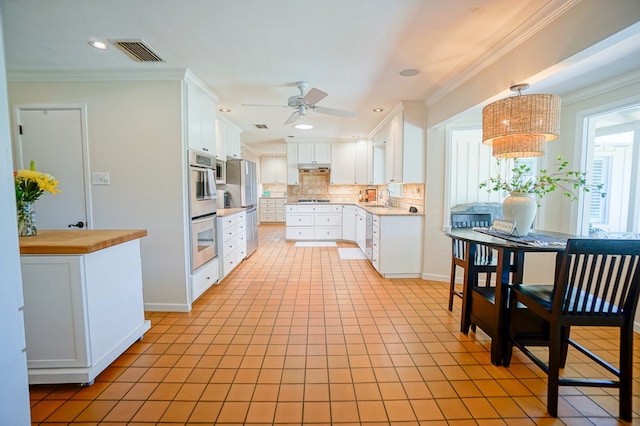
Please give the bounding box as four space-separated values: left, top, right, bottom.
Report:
225 159 258 256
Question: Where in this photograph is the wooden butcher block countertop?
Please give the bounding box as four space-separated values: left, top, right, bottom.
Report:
19 229 148 255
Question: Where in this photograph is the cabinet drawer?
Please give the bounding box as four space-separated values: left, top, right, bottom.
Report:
261 214 276 222
286 227 315 240
315 213 342 226
286 205 297 213
372 215 380 226
314 227 342 240
222 226 236 243
276 214 286 222
221 215 238 229
286 214 314 226
297 205 332 213
331 205 342 213
261 207 276 214
261 199 276 206
275 199 287 206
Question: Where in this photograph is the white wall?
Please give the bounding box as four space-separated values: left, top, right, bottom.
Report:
8 79 193 311
0 10 31 425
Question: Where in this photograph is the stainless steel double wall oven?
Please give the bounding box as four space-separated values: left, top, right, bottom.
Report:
188 150 218 271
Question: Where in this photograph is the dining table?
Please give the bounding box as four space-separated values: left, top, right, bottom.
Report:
444 227 575 365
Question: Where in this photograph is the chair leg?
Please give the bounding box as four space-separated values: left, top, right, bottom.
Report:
619 325 633 421
559 326 570 368
546 324 562 418
448 262 456 311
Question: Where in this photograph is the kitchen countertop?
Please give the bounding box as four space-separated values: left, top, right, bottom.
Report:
19 229 148 255
216 207 248 217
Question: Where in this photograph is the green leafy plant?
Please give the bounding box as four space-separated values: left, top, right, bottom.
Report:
479 155 605 205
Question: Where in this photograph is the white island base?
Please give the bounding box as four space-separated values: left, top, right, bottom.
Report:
20 232 150 385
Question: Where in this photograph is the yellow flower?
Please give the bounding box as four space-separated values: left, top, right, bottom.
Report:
14 162 61 204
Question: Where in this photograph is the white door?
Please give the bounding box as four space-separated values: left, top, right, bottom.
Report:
16 107 90 229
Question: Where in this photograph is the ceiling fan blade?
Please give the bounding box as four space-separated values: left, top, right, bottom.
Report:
284 111 300 125
314 106 357 118
302 87 327 106
241 103 289 108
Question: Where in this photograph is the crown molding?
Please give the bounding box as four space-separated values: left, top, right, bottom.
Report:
425 0 581 107
561 68 640 105
6 68 188 82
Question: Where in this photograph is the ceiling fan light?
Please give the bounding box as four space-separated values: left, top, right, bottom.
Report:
293 123 313 130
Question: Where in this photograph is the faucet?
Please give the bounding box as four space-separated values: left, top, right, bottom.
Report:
380 186 392 207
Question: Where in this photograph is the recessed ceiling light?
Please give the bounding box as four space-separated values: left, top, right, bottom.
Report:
373 108 384 113
399 68 420 77
219 108 231 112
88 40 108 50
293 123 313 130
287 135 295 138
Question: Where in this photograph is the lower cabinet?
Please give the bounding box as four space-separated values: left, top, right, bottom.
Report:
20 239 150 385
218 211 247 279
371 214 423 278
190 257 219 302
259 197 286 223
286 204 343 240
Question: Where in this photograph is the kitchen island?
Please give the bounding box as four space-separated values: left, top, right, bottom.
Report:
19 230 150 385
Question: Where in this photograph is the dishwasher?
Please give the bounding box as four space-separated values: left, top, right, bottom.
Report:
365 212 373 260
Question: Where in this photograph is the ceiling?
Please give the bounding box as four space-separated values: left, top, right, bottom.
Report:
1 0 638 155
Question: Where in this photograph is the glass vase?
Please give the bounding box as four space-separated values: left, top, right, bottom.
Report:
17 201 37 237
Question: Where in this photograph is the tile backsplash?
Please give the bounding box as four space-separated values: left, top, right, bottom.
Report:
262 172 425 213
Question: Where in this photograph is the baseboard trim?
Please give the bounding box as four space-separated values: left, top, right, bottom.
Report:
144 302 191 312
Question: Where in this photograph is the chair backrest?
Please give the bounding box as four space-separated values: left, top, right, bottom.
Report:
553 239 640 321
451 213 492 229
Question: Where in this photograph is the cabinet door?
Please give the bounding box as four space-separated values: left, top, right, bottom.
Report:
330 142 355 184
354 139 372 185
287 143 299 184
385 112 403 183
275 156 287 182
342 205 356 241
187 83 215 154
215 117 227 160
314 143 331 163
201 94 216 155
226 125 242 159
297 143 314 164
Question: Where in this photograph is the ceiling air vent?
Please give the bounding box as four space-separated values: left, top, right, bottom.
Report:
255 124 268 129
109 39 164 62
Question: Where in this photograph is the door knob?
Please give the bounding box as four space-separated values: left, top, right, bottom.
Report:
68 221 85 228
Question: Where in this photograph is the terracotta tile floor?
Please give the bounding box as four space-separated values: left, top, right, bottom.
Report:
30 224 638 424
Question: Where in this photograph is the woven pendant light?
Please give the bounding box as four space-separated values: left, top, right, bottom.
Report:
482 84 561 158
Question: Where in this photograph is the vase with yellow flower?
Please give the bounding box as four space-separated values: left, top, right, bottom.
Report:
14 161 60 236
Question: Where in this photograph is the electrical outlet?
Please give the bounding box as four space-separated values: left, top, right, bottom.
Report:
92 172 110 185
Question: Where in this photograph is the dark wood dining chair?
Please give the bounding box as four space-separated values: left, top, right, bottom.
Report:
504 238 640 421
449 213 495 311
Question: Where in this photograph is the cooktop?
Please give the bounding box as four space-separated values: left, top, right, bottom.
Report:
297 199 330 203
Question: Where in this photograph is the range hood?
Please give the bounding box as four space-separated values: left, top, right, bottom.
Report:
298 163 330 172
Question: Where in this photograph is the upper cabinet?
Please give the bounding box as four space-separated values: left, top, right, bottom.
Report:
330 140 373 185
330 142 354 184
370 102 425 184
261 156 287 184
215 117 227 161
286 143 299 185
354 139 373 185
216 116 242 160
297 142 331 164
186 82 216 155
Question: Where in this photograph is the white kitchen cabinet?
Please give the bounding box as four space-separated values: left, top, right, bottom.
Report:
187 82 216 154
215 116 227 161
355 207 367 254
330 142 355 184
260 156 287 184
217 115 242 160
370 213 423 278
20 238 150 385
354 139 373 185
297 142 331 165
342 204 356 242
384 102 425 184
191 257 219 302
218 211 247 279
286 204 342 240
287 143 299 185
260 197 286 223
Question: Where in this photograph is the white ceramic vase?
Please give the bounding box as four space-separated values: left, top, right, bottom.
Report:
502 192 537 236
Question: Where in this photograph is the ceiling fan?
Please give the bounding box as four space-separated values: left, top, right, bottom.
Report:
243 81 356 125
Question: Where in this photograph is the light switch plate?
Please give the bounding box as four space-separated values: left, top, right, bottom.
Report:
92 172 110 185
